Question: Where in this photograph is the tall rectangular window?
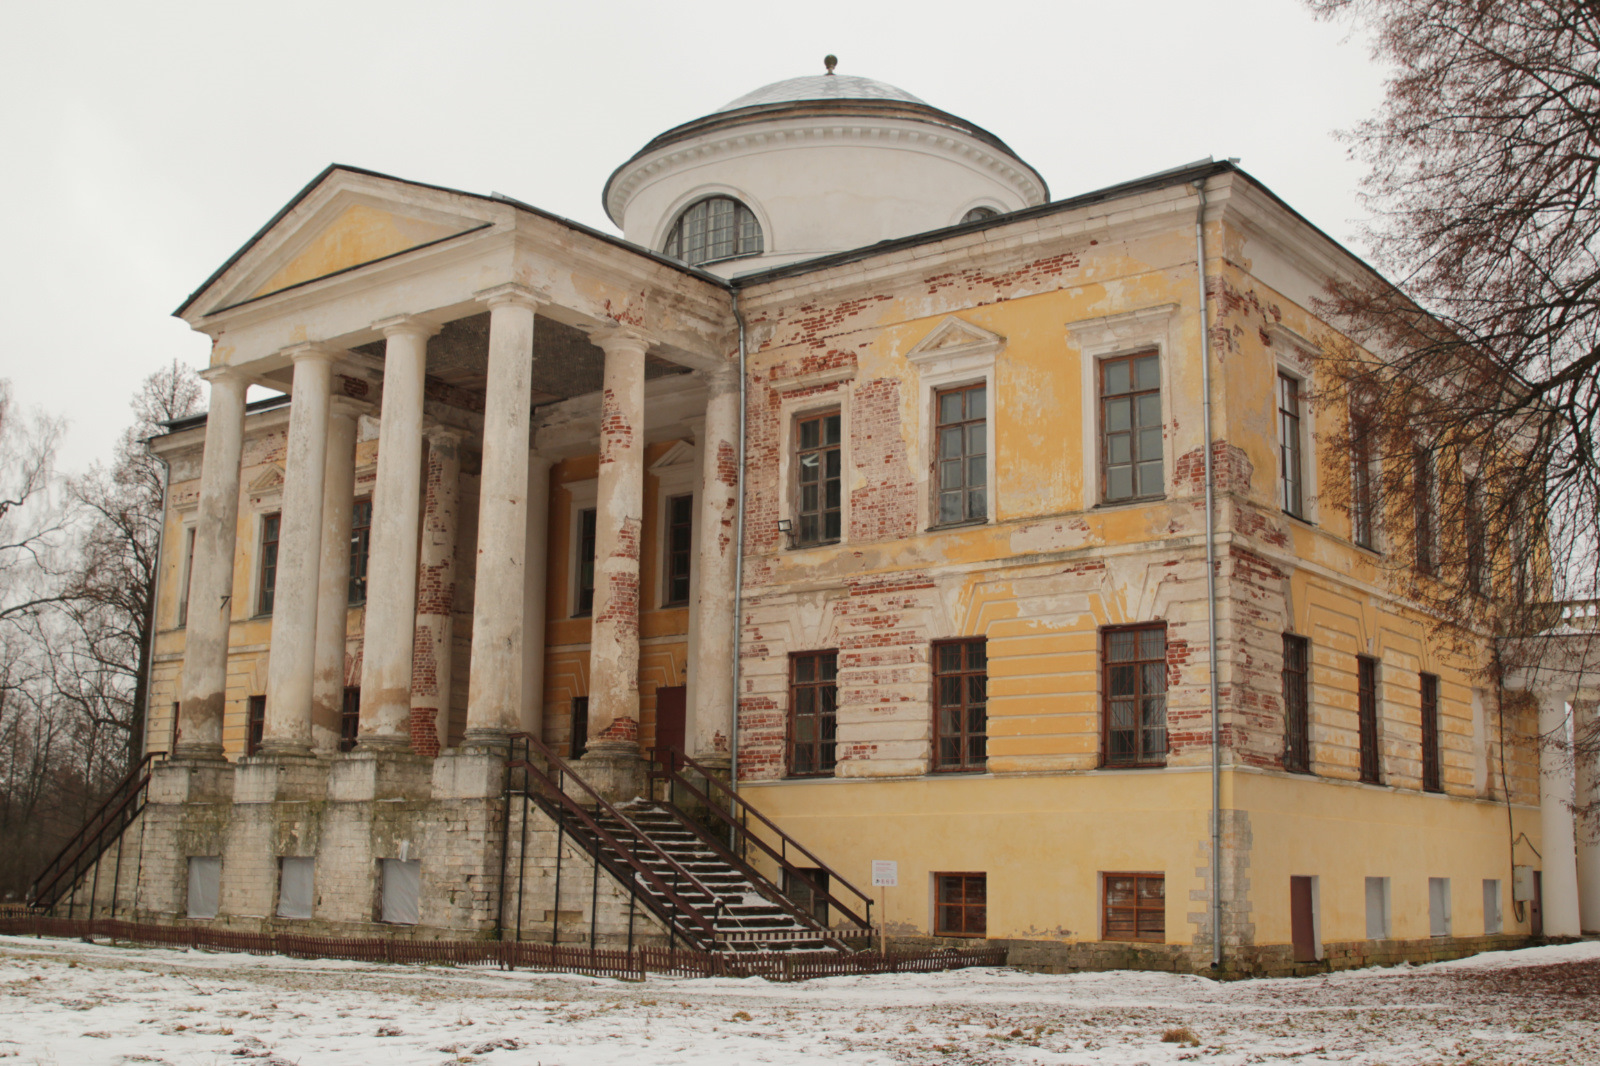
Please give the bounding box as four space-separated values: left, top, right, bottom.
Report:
177 526 196 627
186 856 221 920
664 494 693 606
1104 625 1167 768
277 857 314 920
1278 372 1304 517
1420 672 1442 793
339 687 361 753
257 513 281 615
1414 447 1436 575
1357 655 1381 784
1282 634 1311 773
933 382 987 526
1365 876 1391 939
1103 872 1165 942
935 872 987 937
348 498 372 604
380 858 421 925
1463 475 1485 595
1429 876 1452 937
933 638 987 772
1100 352 1163 502
795 410 842 545
1483 879 1503 935
575 508 597 616
247 694 266 757
1351 404 1378 550
788 651 838 777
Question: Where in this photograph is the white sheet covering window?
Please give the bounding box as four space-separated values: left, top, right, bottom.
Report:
1365 876 1390 939
381 859 421 925
1429 877 1453 937
187 856 221 919
277 857 314 919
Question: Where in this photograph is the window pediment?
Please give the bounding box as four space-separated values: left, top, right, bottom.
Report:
905 316 1004 380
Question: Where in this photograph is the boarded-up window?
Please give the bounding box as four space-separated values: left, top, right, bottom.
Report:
1104 872 1164 942
381 859 421 925
933 638 987 772
935 873 986 937
277 857 314 920
1420 672 1442 792
1282 634 1311 773
186 856 221 920
1104 625 1167 768
1429 877 1452 937
1483 879 1503 935
1365 876 1391 939
788 651 838 777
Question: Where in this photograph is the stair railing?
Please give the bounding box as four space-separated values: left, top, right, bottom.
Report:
646 747 875 937
503 733 741 950
30 751 164 912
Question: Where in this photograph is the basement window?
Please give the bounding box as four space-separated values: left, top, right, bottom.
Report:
1429 877 1452 937
1103 872 1164 942
186 856 221 920
1365 876 1392 939
380 859 421 925
935 872 987 937
277 857 314 920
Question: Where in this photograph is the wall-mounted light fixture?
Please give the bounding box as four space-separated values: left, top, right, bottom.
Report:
777 518 797 550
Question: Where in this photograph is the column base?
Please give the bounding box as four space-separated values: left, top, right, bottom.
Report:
235 750 328 803
328 747 435 802
460 728 513 754
149 754 236 804
577 742 646 805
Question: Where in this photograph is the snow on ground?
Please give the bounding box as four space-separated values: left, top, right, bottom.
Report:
1 935 1596 1065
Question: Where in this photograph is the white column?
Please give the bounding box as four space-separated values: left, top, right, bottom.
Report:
410 425 463 756
260 346 337 755
583 327 649 755
464 285 541 745
687 366 740 768
357 316 438 749
1574 698 1600 933
176 367 248 759
1538 692 1582 936
521 449 553 738
310 398 362 752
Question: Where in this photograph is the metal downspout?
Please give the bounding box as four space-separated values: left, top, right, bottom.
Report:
730 289 749 795
1195 178 1224 970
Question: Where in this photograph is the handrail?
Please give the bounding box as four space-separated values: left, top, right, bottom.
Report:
504 733 735 949
642 789 863 952
647 747 874 933
30 752 163 908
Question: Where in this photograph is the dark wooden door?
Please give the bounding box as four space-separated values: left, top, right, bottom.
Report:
655 685 686 756
1290 876 1317 962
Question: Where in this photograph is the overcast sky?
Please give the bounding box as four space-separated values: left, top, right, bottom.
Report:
0 0 1384 474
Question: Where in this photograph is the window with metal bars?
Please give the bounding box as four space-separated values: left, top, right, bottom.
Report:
1283 634 1311 773
575 508 597 616
664 494 693 606
1420 672 1442 792
933 638 987 772
794 410 842 546
339 687 360 753
788 651 838 777
935 873 987 937
247 694 265 756
348 498 372 604
663 196 763 266
1103 872 1165 942
1103 625 1167 767
1100 351 1163 502
1279 372 1305 517
257 513 280 615
1358 655 1381 783
933 382 987 526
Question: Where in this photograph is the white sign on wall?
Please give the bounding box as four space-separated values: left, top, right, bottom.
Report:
871 860 898 887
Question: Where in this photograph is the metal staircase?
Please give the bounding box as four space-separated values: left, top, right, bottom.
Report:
29 751 163 915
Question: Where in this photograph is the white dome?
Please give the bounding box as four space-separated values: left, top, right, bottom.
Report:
717 74 928 112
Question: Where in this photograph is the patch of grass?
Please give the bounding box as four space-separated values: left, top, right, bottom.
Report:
1161 1026 1200 1047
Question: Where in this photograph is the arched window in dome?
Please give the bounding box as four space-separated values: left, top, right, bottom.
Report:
961 206 1000 224
664 197 763 265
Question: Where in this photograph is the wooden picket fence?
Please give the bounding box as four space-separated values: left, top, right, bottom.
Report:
0 915 1006 982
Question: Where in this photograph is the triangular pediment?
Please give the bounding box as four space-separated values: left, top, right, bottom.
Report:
905 316 1005 368
178 166 502 319
650 440 698 471
248 465 285 495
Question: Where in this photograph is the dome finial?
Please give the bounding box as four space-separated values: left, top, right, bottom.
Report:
824 54 837 75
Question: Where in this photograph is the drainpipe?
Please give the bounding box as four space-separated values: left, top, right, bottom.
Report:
730 289 749 795
1194 176 1224 970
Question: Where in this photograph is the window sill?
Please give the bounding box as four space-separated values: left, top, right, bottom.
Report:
932 765 988 775
786 539 841 553
1101 762 1167 771
926 518 988 533
785 771 837 780
1093 495 1166 510
1283 510 1317 527
1103 936 1166 945
933 930 988 939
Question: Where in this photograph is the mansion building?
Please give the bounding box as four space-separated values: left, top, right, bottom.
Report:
70 66 1599 971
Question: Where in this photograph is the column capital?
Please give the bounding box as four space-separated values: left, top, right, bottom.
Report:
423 422 467 447
329 395 370 421
582 322 652 355
282 342 343 365
373 313 442 339
199 364 249 386
696 362 740 393
474 283 547 312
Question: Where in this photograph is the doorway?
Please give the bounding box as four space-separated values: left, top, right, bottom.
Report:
655 685 686 758
1290 876 1320 963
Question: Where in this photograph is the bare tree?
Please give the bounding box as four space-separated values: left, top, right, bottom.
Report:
1307 1 1600 824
